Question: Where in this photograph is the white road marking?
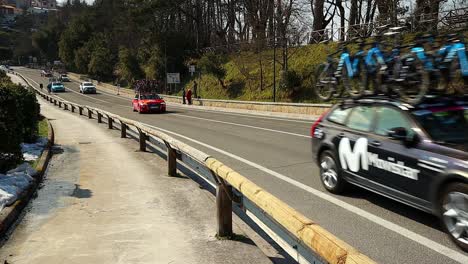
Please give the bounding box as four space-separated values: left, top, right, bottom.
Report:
141 122 468 263
171 113 310 138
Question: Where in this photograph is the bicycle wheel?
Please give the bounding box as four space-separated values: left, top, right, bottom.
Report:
398 56 429 104
314 63 337 101
341 66 364 99
448 60 468 95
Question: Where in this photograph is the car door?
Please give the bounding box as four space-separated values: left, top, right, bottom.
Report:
368 106 429 204
336 105 376 181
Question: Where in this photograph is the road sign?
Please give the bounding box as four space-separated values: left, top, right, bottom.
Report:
167 73 180 84
189 65 195 76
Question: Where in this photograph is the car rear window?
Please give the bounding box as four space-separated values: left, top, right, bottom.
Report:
346 106 375 132
327 107 351 124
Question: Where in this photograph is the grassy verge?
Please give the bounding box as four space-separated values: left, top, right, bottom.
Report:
30 117 48 169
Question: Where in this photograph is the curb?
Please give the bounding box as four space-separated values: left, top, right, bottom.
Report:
0 117 54 237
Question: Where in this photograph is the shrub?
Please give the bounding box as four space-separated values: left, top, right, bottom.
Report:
0 83 23 173
0 72 40 173
280 70 302 92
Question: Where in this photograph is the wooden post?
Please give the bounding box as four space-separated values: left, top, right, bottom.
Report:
79 107 83 115
58 102 62 108
97 113 102 123
71 105 75 113
139 131 146 151
88 110 92 119
216 184 233 238
54 99 57 106
121 123 127 138
64 104 68 110
167 146 177 177
108 117 113 129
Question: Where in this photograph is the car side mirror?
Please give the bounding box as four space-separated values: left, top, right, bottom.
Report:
388 127 419 146
388 127 408 141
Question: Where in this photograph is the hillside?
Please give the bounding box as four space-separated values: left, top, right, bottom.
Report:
179 42 338 103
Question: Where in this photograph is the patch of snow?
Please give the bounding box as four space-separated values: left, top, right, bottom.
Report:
21 137 48 161
0 162 38 212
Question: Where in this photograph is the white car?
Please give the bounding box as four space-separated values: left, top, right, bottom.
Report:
59 74 70 82
79 82 96 94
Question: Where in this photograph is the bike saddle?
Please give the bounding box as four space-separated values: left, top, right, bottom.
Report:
389 26 405 31
384 31 400 36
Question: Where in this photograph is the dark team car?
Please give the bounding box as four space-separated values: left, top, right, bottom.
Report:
311 96 468 251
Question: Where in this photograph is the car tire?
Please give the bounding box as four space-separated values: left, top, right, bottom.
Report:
319 150 347 194
439 182 468 252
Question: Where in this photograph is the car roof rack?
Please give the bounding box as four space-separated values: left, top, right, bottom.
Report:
337 94 468 109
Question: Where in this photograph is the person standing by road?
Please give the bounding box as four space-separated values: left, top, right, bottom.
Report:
182 88 186 104
186 88 192 105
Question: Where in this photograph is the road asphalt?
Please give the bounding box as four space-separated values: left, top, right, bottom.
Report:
0 91 272 264
13 67 468 264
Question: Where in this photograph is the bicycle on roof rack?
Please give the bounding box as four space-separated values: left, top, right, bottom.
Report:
314 27 467 104
314 38 367 101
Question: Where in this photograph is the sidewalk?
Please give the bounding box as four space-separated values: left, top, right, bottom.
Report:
0 93 272 263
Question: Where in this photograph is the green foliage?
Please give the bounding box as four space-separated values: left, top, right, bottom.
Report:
87 37 114 79
115 47 142 84
198 52 228 88
280 70 301 92
0 72 40 172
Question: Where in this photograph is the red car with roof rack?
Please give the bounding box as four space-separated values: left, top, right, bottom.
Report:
132 93 166 114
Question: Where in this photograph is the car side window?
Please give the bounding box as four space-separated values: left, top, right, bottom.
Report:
328 107 352 124
346 106 375 132
375 107 412 136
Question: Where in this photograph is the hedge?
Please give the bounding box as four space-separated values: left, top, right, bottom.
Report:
0 71 40 173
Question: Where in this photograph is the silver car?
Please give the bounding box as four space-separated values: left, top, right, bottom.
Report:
79 82 96 94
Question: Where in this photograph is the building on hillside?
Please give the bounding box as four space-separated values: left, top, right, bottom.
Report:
0 4 22 23
30 0 55 9
15 0 32 10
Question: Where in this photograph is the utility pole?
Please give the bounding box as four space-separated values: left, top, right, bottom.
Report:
273 10 277 103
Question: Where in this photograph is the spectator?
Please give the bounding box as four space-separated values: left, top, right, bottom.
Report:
182 88 186 104
186 88 192 105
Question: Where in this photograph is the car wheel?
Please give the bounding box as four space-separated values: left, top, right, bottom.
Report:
319 150 346 194
439 182 468 252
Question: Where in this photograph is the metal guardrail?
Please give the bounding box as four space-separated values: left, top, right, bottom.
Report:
14 71 375 264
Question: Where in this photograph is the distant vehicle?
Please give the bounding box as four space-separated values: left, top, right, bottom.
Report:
48 82 65 92
311 96 468 251
79 82 96 94
41 70 52 77
59 74 70 82
132 93 166 114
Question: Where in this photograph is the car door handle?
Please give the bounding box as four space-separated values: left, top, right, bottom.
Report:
371 141 381 147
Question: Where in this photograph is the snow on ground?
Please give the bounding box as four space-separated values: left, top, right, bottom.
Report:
0 138 48 211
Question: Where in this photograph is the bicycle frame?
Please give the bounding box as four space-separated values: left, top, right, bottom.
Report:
445 42 468 76
336 48 364 78
365 43 385 72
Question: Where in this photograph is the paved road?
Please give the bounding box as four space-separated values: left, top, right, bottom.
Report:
17 67 468 263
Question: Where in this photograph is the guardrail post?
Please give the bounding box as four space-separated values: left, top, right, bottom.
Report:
121 123 127 138
58 101 62 108
216 183 233 238
79 107 83 115
88 109 92 119
164 141 177 177
108 117 113 129
64 104 68 110
71 105 75 113
54 99 57 106
97 113 102 123
139 130 147 151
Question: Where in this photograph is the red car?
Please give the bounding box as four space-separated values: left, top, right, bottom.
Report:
132 93 166 113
